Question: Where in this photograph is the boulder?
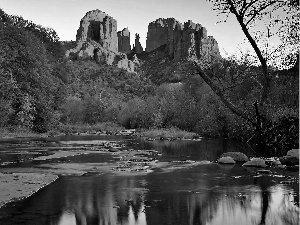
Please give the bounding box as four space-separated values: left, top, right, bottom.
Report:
218 156 235 164
220 152 249 162
279 149 299 166
242 158 266 168
286 149 299 158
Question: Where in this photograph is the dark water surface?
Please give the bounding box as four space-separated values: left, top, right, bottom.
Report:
0 135 298 225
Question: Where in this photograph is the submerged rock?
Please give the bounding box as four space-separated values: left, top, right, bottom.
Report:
280 156 299 166
218 156 235 164
220 152 249 162
242 158 266 168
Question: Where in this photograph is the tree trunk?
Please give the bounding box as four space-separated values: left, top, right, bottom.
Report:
193 61 255 125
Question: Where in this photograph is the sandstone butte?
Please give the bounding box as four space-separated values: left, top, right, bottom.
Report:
66 10 221 72
146 18 220 61
66 9 138 72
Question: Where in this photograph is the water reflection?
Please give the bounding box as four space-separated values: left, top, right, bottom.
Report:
1 164 298 225
0 136 298 225
137 138 252 162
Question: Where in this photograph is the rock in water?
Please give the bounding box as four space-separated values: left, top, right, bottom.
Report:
280 156 299 166
242 158 266 168
220 152 249 162
286 149 299 158
280 149 299 166
218 156 236 164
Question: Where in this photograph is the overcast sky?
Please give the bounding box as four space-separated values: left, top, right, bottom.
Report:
1 0 258 56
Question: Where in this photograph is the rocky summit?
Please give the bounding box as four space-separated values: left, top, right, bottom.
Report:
146 18 220 61
66 9 137 72
117 27 131 54
66 10 221 72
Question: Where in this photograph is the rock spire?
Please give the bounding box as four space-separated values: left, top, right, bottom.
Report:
117 27 131 54
133 34 143 54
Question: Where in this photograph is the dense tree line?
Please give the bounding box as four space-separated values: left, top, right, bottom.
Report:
0 11 64 132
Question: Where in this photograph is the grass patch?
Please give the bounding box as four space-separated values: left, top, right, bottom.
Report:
137 127 199 139
0 122 125 138
58 122 124 134
0 127 48 138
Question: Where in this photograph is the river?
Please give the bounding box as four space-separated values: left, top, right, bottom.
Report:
0 135 298 225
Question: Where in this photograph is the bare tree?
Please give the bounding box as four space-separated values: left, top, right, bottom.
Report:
188 0 299 149
206 0 299 101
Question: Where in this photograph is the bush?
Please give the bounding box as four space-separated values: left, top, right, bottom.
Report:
61 96 84 124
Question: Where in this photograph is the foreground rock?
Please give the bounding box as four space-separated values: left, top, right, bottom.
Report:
0 173 58 208
218 156 235 164
287 149 299 158
280 149 299 167
242 158 266 168
220 152 249 162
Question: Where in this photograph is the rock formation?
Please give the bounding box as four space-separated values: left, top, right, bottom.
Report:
66 11 221 72
145 18 220 61
134 34 143 54
146 18 180 52
76 9 118 52
66 10 136 72
117 27 131 54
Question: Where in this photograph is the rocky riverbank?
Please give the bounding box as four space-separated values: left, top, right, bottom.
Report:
0 173 58 208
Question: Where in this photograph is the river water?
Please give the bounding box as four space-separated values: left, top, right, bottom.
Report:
0 135 298 225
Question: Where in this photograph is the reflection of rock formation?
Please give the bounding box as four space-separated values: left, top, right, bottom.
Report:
117 27 131 54
63 175 148 225
146 18 220 61
66 10 137 73
6 165 298 225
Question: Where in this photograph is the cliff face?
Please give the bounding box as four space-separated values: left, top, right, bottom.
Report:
117 28 131 54
66 10 137 72
146 18 181 53
76 9 118 52
66 11 221 73
146 18 220 61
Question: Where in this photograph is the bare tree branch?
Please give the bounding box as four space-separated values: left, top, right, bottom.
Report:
192 60 255 125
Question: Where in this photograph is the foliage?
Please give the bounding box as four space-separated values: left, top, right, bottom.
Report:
0 8 63 60
0 8 297 156
207 0 299 69
0 13 65 132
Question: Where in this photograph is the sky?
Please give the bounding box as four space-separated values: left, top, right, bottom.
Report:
0 0 257 57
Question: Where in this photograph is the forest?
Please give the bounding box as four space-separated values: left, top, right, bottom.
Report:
0 0 298 156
